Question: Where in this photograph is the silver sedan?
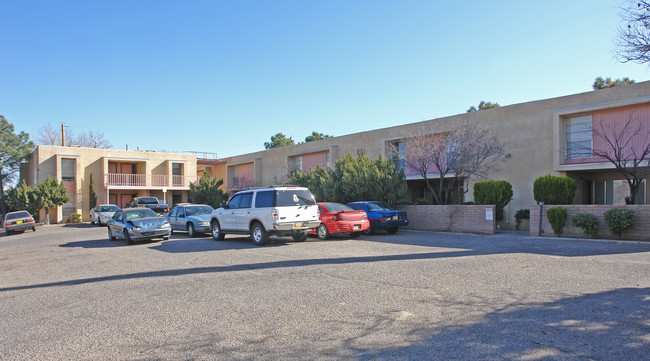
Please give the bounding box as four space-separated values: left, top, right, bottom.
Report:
107 208 171 245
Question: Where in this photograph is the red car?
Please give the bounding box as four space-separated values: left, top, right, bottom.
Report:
310 202 370 239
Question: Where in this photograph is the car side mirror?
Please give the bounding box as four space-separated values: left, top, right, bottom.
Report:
221 202 227 209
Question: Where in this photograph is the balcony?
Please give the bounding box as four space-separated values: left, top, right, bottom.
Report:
105 173 199 189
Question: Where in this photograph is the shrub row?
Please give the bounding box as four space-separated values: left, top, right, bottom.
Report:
545 207 635 240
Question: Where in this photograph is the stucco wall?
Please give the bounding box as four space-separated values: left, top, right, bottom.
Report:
27 146 197 223
530 204 650 241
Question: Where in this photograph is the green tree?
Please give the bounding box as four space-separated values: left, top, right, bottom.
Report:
264 133 295 149
189 172 228 209
0 115 35 213
292 153 406 205
473 180 513 220
6 180 41 216
304 131 332 143
467 101 500 113
592 76 635 90
37 176 70 224
88 173 97 211
615 0 650 64
533 175 577 205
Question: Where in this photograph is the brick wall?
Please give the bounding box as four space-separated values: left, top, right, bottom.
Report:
530 204 650 241
397 205 496 234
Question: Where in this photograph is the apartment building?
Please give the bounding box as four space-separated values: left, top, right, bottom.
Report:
21 146 197 223
212 81 650 225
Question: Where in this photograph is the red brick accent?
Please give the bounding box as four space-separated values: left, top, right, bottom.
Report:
529 204 650 241
397 205 497 234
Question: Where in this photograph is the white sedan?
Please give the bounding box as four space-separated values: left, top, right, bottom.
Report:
90 204 120 226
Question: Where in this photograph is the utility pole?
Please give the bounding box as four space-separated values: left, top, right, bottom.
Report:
61 123 66 146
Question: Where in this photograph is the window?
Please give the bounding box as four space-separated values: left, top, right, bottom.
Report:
292 156 302 172
255 190 275 208
231 166 239 186
392 142 405 172
566 115 593 159
239 193 253 208
62 194 75 217
594 180 645 204
61 159 75 182
276 189 316 206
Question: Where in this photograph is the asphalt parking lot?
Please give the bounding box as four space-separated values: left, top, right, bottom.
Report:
1 224 649 360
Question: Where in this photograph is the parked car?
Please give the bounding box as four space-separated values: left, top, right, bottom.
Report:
3 211 36 235
125 196 170 216
107 208 171 244
309 202 370 240
167 204 214 237
346 201 408 234
89 204 120 226
210 186 321 245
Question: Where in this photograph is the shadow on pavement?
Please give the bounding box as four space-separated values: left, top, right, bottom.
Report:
357 287 650 360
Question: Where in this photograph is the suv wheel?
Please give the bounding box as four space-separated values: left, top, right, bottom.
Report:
250 222 268 245
211 220 224 241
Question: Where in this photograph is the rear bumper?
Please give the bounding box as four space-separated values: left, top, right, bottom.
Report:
5 223 35 232
274 220 322 232
372 219 409 229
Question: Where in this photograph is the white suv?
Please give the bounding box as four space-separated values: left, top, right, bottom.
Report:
210 186 321 245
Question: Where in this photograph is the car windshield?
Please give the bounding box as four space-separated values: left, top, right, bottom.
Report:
323 203 353 212
276 189 316 206
185 206 213 216
99 205 120 212
366 202 392 211
137 197 158 204
125 208 158 221
6 211 31 220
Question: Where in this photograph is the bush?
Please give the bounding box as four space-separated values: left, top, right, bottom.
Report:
571 213 599 238
604 208 635 240
546 207 567 236
533 175 577 205
66 213 82 224
473 180 513 220
514 209 530 230
415 198 428 205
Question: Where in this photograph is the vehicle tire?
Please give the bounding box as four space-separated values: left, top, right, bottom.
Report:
90 218 95 225
387 226 399 234
350 232 361 238
32 226 36 232
211 220 224 241
363 225 374 235
163 236 169 241
316 224 330 240
107 227 115 241
249 222 268 245
292 232 308 242
187 223 196 237
124 229 133 245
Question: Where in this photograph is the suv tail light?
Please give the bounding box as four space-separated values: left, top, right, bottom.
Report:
272 209 278 220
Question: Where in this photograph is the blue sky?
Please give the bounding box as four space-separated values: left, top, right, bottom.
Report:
1 0 648 158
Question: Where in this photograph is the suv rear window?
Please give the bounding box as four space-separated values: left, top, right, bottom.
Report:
276 189 316 207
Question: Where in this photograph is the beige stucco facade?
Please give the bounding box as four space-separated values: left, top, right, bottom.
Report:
22 146 197 223
213 81 650 227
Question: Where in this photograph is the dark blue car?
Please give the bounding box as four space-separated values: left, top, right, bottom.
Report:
346 201 408 234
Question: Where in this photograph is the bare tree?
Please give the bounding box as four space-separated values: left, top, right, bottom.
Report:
591 113 650 204
616 0 650 64
394 121 504 204
35 124 65 146
35 124 112 149
71 130 112 149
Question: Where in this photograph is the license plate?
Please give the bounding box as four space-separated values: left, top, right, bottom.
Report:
295 223 302 228
16 220 23 224
354 225 360 229
391 216 398 220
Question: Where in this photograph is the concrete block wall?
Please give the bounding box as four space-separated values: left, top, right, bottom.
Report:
530 204 650 241
397 205 496 234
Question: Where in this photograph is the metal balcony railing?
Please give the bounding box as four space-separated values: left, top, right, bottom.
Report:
105 173 199 188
